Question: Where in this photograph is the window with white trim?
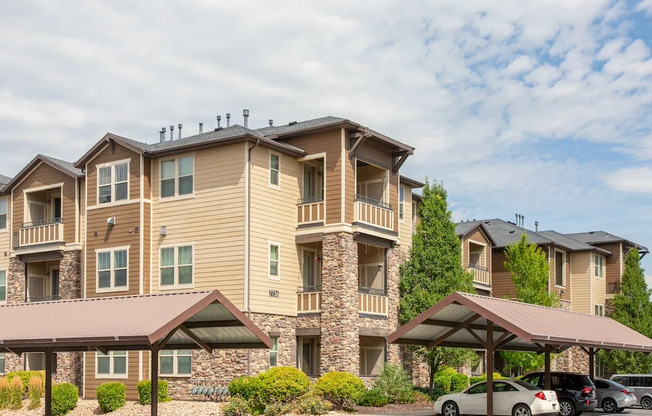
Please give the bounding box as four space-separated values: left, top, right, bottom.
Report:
594 254 605 278
96 351 127 377
0 198 6 229
161 156 194 198
269 154 280 187
399 186 405 220
269 337 278 367
269 243 280 279
98 162 129 204
595 304 604 316
160 246 193 288
97 249 128 291
0 270 5 303
160 350 191 376
360 344 385 376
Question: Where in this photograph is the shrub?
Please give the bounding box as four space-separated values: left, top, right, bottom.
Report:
432 373 452 399
411 390 432 403
314 371 365 410
28 375 43 409
257 366 310 404
286 392 332 415
263 402 287 416
470 372 504 386
96 382 126 413
51 383 78 416
0 377 11 409
136 380 171 405
438 366 458 377
6 370 45 393
356 388 388 407
9 376 22 410
222 397 251 416
451 373 469 392
373 363 414 404
228 375 263 401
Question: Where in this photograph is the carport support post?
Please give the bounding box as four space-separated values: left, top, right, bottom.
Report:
486 320 494 416
544 345 551 390
151 345 159 416
588 347 595 380
45 348 53 416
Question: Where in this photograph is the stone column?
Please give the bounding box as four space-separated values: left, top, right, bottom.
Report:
320 232 359 374
386 245 401 363
7 257 26 304
59 250 81 299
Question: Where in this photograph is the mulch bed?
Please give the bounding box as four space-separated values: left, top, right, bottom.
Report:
353 401 434 414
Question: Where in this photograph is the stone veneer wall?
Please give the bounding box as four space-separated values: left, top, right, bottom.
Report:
7 257 25 304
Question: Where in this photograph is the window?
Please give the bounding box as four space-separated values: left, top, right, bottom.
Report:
0 198 6 229
297 336 320 376
360 345 385 376
555 251 566 286
98 162 128 204
0 270 5 303
399 186 405 220
595 304 604 316
160 246 193 288
0 353 4 374
97 249 128 291
160 350 191 376
301 250 321 288
269 337 278 367
269 154 280 187
269 243 280 279
594 254 605 278
96 351 127 377
161 156 194 198
467 383 487 394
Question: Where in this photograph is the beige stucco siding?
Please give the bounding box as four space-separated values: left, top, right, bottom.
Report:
150 145 245 307
570 252 591 314
249 145 301 315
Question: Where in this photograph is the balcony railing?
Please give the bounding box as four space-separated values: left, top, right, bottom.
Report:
354 195 394 231
469 265 490 285
606 282 621 295
19 218 64 247
297 286 322 313
27 295 60 303
297 197 324 225
358 286 388 316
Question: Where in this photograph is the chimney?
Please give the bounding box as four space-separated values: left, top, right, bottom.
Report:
159 127 166 143
226 113 231 127
269 119 273 126
169 125 174 141
178 123 183 140
199 122 203 133
535 221 539 231
217 115 222 129
243 109 249 128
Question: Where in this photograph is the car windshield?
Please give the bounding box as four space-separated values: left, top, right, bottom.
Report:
513 380 539 391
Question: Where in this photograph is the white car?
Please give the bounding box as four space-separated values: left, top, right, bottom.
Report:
434 379 559 416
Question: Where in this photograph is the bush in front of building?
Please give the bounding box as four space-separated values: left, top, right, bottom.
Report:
450 373 469 392
0 377 11 409
286 392 332 415
469 372 503 386
228 375 262 401
356 388 388 407
96 382 126 413
432 373 452 399
372 363 414 404
28 375 43 409
313 371 365 410
136 380 171 405
257 366 310 404
222 397 252 416
6 370 45 393
50 382 78 416
9 376 23 410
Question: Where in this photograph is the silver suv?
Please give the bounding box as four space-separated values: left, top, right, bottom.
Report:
609 374 652 410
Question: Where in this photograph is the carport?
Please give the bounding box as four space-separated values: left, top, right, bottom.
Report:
386 292 652 416
0 290 272 416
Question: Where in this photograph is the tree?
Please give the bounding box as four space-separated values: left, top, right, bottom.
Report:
599 249 652 373
501 234 559 376
399 180 476 394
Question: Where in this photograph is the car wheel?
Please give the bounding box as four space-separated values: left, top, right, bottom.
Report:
558 399 575 416
642 396 652 410
442 401 459 416
512 403 531 416
602 398 618 413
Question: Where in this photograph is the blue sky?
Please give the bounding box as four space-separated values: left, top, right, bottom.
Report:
1 0 651 288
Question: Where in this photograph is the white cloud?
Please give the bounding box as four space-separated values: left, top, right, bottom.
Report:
604 167 652 193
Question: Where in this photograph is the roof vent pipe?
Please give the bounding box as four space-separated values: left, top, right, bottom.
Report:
269 119 273 126
178 123 183 140
243 109 249 128
515 213 518 225
199 122 203 133
169 125 174 141
535 221 539 231
521 214 525 227
159 127 166 143
217 115 221 129
226 113 231 127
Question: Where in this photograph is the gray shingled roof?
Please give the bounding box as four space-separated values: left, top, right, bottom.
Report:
460 218 553 248
566 231 649 253
538 230 611 254
455 221 482 237
256 116 348 137
40 155 84 177
0 174 10 185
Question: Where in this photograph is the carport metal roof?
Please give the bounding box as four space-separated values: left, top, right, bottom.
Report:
0 290 272 416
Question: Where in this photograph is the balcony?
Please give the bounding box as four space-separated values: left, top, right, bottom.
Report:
358 287 388 316
18 218 64 247
297 286 322 313
606 282 621 295
27 295 60 303
469 265 490 286
354 195 394 231
297 196 324 226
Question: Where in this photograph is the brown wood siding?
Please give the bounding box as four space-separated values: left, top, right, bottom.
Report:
86 143 141 206
491 249 516 299
549 246 571 302
12 162 78 244
281 131 342 225
389 171 399 232
84 352 141 400
86 205 141 296
0 196 10 272
570 252 591 314
597 243 622 287
398 188 413 261
142 202 151 294
344 141 355 224
143 157 151 199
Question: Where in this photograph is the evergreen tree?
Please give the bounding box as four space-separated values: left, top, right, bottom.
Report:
399 180 476 394
599 249 652 373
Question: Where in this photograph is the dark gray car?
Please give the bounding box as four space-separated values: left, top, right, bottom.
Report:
594 378 637 413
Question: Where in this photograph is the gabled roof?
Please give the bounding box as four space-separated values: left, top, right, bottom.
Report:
455 222 496 246
387 291 652 353
538 230 611 255
460 219 553 249
2 154 83 193
566 231 649 254
0 174 11 194
400 176 424 189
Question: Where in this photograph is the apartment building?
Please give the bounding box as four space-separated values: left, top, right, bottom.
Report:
0 115 423 399
456 222 495 296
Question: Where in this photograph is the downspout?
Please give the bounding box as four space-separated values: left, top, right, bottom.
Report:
245 139 259 375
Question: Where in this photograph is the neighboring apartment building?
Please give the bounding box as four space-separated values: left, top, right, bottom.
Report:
455 222 495 296
0 115 422 400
